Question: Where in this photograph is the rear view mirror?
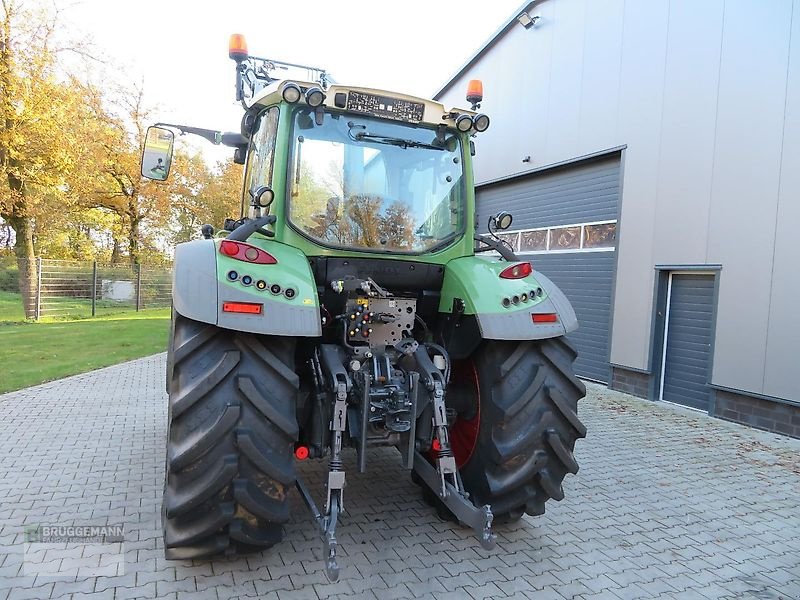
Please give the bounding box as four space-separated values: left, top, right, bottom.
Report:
141 126 174 181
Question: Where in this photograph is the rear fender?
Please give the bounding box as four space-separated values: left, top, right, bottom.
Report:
439 255 578 341
172 238 321 336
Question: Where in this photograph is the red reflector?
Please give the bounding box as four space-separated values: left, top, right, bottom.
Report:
499 262 533 279
219 240 277 264
295 446 309 460
432 439 441 452
220 240 239 256
222 301 262 314
532 313 558 323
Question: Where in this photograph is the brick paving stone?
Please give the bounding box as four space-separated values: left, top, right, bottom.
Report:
69 591 116 600
0 356 798 599
176 591 217 600
465 582 505 599
374 583 413 599
276 589 319 600
6 584 53 600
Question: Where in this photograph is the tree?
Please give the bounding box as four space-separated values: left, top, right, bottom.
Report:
170 153 242 245
379 201 415 249
85 83 174 266
0 0 99 316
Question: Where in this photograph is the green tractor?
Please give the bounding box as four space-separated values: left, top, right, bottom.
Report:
143 34 586 581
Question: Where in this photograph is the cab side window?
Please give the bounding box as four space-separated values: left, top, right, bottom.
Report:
245 107 280 200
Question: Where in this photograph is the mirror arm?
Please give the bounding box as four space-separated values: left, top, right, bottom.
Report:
154 123 246 147
227 215 278 242
474 234 519 262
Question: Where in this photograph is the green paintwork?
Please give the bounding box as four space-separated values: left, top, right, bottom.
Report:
228 102 544 321
182 98 561 334
437 255 549 315
243 102 476 266
216 238 319 310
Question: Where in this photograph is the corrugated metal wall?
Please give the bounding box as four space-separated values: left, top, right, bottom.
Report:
476 155 620 382
475 157 620 229
529 253 615 382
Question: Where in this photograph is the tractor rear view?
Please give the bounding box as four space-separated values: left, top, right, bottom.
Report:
143 34 586 581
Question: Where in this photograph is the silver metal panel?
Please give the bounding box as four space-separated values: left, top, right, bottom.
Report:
543 0 587 161
172 240 218 326
606 0 670 372
533 271 578 335
651 1 724 264
764 6 800 401
706 0 793 394
662 274 715 411
578 0 626 153
477 295 566 340
217 284 322 337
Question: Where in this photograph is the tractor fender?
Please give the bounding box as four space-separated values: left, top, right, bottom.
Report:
438 256 578 342
474 282 577 340
173 239 219 325
530 270 579 334
172 238 321 337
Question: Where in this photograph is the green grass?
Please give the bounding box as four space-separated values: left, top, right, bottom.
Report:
0 308 170 394
0 290 26 322
0 290 169 323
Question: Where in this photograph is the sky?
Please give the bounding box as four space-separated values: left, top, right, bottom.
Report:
61 0 524 162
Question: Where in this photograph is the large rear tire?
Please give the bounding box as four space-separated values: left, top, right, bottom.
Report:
162 313 299 559
448 337 587 521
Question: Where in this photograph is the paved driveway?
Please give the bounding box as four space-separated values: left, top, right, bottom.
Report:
1 354 798 600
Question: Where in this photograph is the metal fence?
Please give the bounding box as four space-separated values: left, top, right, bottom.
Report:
0 256 172 321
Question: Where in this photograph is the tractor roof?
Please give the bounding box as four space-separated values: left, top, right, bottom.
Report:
247 79 477 128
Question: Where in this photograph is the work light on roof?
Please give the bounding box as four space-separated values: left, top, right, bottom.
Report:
305 87 326 107
455 114 474 132
282 82 302 103
473 114 490 132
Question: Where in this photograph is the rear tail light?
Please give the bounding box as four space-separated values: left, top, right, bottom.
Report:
219 240 277 264
532 313 558 323
222 302 263 314
499 262 532 279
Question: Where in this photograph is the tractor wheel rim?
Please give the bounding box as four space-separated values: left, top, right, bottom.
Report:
449 360 480 469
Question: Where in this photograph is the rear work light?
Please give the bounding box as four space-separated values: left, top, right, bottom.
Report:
222 302 263 314
499 262 533 279
219 240 277 264
532 313 558 323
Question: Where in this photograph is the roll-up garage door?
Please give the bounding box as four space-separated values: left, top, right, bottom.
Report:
476 154 621 382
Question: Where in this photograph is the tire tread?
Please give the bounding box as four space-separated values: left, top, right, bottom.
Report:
455 337 586 522
162 314 298 558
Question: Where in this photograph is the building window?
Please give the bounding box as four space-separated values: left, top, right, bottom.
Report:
489 220 617 254
520 229 548 251
583 222 617 248
550 226 582 250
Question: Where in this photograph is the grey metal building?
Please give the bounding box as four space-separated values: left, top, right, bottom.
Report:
436 0 800 437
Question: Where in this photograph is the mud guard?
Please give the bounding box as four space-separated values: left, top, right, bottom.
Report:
172 238 321 336
438 255 578 341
